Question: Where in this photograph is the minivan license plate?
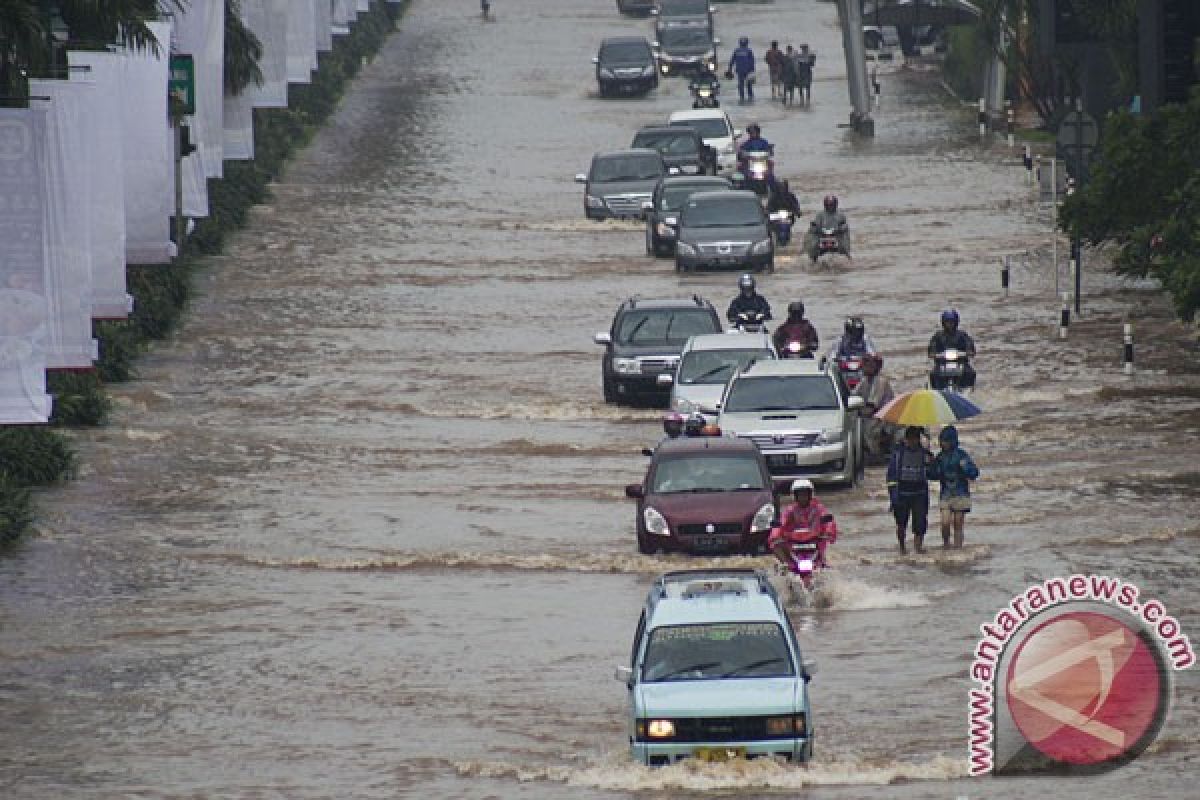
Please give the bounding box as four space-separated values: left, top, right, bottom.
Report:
694 746 746 762
766 453 797 467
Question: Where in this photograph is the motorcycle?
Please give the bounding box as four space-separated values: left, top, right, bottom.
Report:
690 81 720 108
835 354 864 391
768 210 793 245
735 148 774 196
776 534 829 605
779 337 815 359
930 348 974 390
731 311 769 333
811 225 845 261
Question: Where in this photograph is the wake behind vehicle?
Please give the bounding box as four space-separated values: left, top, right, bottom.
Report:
617 569 816 765
653 26 719 77
717 359 865 487
576 149 669 221
595 295 724 405
643 175 731 257
930 348 973 390
631 126 713 177
595 37 659 97
668 110 740 173
664 331 776 415
675 190 774 273
624 437 778 554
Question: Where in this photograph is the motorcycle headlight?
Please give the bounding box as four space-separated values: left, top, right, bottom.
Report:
752 238 773 255
585 194 604 208
676 241 696 255
655 222 677 237
660 63 670 74
614 357 640 375
643 507 670 536
817 428 845 445
751 503 776 533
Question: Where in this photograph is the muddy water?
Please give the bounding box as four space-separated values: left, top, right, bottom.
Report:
2 0 1198 797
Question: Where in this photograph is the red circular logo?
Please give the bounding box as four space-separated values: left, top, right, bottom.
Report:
1006 611 1166 766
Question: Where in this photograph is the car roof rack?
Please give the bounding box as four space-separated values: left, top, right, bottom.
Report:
655 568 771 598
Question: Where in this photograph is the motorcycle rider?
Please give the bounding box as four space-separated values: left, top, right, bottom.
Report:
771 301 819 356
726 274 772 326
886 426 934 554
727 36 756 102
769 478 838 571
766 179 800 216
853 354 896 459
689 62 721 106
806 194 850 261
661 412 684 440
927 309 977 388
829 316 877 360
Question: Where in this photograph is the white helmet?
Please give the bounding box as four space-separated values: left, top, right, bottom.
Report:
790 479 814 493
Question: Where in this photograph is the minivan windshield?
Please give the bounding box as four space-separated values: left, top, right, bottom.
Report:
651 453 766 494
681 195 762 228
659 26 712 49
632 130 699 156
616 309 717 344
678 348 772 385
592 155 663 182
723 375 840 412
642 622 794 682
601 41 652 63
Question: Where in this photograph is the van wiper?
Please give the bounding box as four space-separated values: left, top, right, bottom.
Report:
654 661 721 681
722 657 789 677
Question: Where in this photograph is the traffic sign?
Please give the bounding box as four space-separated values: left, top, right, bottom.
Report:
168 54 195 117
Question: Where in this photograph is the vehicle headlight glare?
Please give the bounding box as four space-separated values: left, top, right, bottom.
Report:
614 357 640 375
660 64 669 74
751 503 775 533
647 719 676 738
752 238 773 255
643 507 670 536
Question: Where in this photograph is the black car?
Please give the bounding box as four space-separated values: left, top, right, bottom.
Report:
575 149 669 221
616 0 657 14
594 37 659 97
643 175 731 257
652 0 716 30
675 190 774 273
630 125 713 177
653 25 719 76
594 296 724 405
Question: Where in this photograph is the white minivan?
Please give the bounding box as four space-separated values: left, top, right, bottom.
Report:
660 332 775 415
668 109 740 174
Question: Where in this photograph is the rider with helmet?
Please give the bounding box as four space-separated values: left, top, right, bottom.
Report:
661 412 684 440
829 316 878 360
689 62 721 106
927 309 976 388
726 274 773 326
727 36 756 102
769 479 838 570
736 123 776 193
806 194 850 261
771 301 819 356
852 353 897 458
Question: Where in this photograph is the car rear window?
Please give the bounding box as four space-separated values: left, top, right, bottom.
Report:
632 131 699 156
650 453 766 494
592 155 663 182
642 622 794 682
724 375 840 412
670 117 730 140
601 42 651 62
616 308 718 344
679 348 772 384
659 0 709 16
681 195 763 227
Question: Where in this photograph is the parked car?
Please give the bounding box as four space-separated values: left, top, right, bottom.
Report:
617 0 657 15
643 175 731 257
575 149 669 221
631 125 713 177
652 0 716 30
662 331 775 414
625 437 778 554
616 568 816 765
594 36 659 97
595 295 724 405
668 109 740 174
717 359 865 486
653 25 719 76
674 190 774 273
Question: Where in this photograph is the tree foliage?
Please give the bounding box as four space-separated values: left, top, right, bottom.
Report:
223 0 261 95
1060 91 1200 321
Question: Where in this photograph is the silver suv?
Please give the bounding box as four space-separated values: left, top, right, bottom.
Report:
661 332 775 415
716 360 864 486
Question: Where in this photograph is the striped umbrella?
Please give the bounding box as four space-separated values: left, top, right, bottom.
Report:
873 388 982 426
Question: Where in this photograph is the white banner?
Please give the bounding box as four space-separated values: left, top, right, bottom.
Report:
122 19 176 264
286 1 318 84
357 0 370 13
222 90 255 160
175 0 225 180
0 109 54 423
333 0 356 27
28 80 99 370
66 51 132 319
315 0 333 52
244 0 289 108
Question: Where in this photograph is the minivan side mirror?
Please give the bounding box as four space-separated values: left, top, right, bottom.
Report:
847 395 866 410
614 665 634 685
625 484 645 499
575 173 588 184
802 658 818 678
594 332 612 345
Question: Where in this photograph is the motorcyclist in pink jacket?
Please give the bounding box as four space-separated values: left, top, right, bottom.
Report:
768 479 838 569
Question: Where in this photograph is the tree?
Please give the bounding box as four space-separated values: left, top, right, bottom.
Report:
223 0 260 95
0 0 45 103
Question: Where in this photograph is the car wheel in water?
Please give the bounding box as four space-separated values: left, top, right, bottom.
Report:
638 537 657 555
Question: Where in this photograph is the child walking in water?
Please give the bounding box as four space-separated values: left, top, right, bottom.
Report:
928 425 979 548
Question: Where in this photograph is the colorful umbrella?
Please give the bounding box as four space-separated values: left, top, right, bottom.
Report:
873 388 982 427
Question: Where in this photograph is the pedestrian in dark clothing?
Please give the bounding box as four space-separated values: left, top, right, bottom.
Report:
765 41 784 99
728 37 756 102
796 45 814 106
780 45 798 106
887 426 934 554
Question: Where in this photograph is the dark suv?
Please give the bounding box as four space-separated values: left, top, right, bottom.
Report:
643 175 731 257
594 296 723 405
653 24 719 76
625 436 778 554
630 125 713 177
594 37 659 97
652 0 716 30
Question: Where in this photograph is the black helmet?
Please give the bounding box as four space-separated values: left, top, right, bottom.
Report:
941 308 960 327
738 274 755 294
844 316 865 337
663 412 684 438
823 194 838 212
746 123 761 137
739 36 749 47
788 301 805 319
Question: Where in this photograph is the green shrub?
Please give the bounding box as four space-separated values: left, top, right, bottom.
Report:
0 478 32 547
942 24 987 101
0 427 74 486
48 371 113 426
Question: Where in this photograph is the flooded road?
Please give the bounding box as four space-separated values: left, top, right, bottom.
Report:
2 0 1198 797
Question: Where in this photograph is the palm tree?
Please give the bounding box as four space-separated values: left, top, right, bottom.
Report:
0 0 45 104
224 0 261 95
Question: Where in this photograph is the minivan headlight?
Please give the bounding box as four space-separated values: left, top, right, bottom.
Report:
765 714 807 736
643 507 670 536
646 719 676 738
614 357 640 375
752 238 773 255
817 428 845 445
751 502 776 533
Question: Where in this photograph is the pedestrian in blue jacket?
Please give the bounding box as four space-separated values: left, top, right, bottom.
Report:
928 425 979 548
728 37 756 102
